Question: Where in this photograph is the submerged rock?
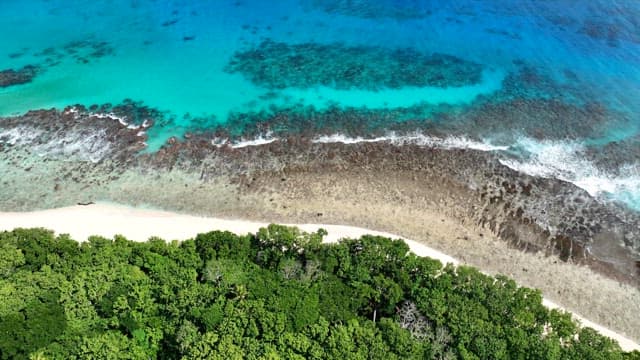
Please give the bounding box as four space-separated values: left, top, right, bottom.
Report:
226 40 483 90
0 65 40 88
305 0 435 20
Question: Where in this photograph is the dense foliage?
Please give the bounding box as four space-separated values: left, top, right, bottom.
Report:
0 226 637 359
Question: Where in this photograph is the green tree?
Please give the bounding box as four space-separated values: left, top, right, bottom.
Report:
0 243 25 278
0 227 634 359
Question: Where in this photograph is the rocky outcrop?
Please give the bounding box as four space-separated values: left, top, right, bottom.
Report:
0 106 148 163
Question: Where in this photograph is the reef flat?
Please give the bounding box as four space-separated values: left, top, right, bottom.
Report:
1 106 639 342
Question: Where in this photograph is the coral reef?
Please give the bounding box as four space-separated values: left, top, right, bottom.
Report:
226 40 483 90
0 65 40 88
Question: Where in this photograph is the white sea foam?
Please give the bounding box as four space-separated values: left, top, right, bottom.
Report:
32 129 113 163
63 106 81 119
63 107 137 129
212 132 278 149
312 133 640 208
312 132 509 152
499 137 640 208
208 131 506 152
0 126 43 145
0 122 112 163
312 134 389 144
231 136 278 148
92 112 129 127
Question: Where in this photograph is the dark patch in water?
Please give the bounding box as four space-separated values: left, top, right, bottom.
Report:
183 36 196 42
226 40 483 90
579 20 621 47
8 49 28 59
445 17 464 24
307 0 434 20
31 40 115 66
0 65 40 88
448 98 614 142
35 47 59 57
161 19 179 27
484 27 522 40
563 69 579 81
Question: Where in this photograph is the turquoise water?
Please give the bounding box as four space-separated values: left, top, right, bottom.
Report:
1 0 640 208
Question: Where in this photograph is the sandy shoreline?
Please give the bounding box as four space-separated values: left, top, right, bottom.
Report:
0 202 637 352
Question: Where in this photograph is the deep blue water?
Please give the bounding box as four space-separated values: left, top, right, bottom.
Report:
1 0 640 208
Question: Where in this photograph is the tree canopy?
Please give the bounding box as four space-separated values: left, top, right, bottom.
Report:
0 225 637 359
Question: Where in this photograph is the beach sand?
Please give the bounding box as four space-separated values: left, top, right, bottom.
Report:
0 202 637 351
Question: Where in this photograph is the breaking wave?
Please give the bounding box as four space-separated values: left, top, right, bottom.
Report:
309 133 640 210
499 137 640 210
311 132 509 151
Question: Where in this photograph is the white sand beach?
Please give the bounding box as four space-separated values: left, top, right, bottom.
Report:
0 202 637 352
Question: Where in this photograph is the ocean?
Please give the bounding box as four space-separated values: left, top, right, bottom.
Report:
1 0 640 210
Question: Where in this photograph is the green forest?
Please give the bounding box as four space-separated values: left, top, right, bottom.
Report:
0 225 638 359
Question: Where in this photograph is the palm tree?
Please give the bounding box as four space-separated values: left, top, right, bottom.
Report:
230 284 248 302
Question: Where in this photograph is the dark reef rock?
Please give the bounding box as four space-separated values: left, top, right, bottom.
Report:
217 103 442 141
446 98 616 142
584 137 640 175
0 65 40 88
226 40 483 90
96 99 166 125
0 106 147 163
